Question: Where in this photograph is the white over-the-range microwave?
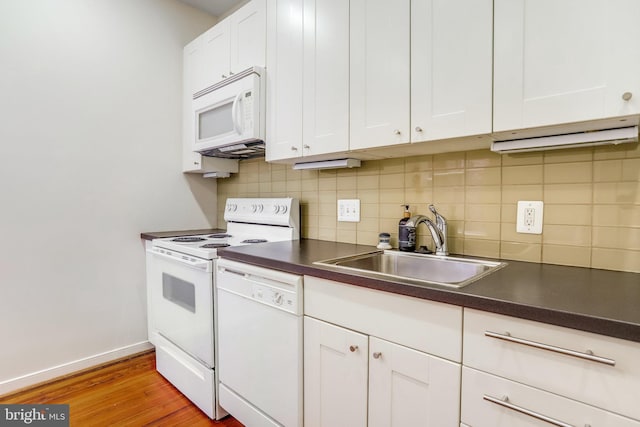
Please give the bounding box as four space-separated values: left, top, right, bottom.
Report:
192 66 265 159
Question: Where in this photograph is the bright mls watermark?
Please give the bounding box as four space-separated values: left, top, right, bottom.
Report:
0 405 69 426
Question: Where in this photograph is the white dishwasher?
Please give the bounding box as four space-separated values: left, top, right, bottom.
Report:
216 258 303 427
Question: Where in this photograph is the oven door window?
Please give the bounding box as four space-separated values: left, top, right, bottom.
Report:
162 273 196 313
198 102 234 140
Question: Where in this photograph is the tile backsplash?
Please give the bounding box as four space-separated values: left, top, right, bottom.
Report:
217 144 640 273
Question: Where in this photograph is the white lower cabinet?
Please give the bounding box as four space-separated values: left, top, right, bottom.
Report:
304 317 368 427
462 367 640 427
368 336 461 427
303 275 462 427
463 308 640 422
304 317 461 427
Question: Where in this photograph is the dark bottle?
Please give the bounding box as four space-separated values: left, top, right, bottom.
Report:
398 204 416 252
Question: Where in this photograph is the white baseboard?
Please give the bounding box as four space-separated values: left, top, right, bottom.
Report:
0 341 154 396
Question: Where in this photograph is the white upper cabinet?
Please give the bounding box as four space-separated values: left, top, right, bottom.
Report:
265 0 304 161
350 0 411 150
302 0 350 158
192 0 266 93
350 0 492 151
411 0 493 142
267 0 349 162
494 0 640 132
197 22 231 92
229 0 267 74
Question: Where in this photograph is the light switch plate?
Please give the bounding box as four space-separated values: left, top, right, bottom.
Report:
517 201 543 234
337 199 360 222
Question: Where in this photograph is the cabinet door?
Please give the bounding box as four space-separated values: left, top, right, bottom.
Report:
350 0 410 149
182 38 204 172
198 21 231 91
302 0 350 157
230 0 266 74
411 0 492 142
494 0 640 132
265 0 304 161
368 337 461 427
304 317 368 427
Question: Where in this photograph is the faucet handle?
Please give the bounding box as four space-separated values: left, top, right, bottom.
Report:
428 204 447 233
429 204 446 222
428 204 448 255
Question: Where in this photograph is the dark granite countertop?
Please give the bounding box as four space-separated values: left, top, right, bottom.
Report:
218 239 640 343
140 228 226 241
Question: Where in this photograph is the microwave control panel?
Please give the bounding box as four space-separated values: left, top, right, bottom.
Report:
242 91 254 131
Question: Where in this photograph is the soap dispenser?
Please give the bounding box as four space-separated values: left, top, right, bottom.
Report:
398 204 416 252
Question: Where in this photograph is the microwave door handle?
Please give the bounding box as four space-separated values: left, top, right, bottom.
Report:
231 91 243 135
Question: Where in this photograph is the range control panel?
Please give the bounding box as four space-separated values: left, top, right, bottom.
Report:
224 197 300 228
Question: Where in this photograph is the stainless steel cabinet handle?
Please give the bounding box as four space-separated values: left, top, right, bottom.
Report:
485 331 616 366
483 395 574 427
623 92 633 101
291 146 298 151
229 71 235 76
221 74 227 79
349 345 358 353
415 126 423 132
393 129 401 135
372 352 382 359
303 144 310 149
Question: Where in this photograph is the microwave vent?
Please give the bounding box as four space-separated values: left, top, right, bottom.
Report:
198 140 265 159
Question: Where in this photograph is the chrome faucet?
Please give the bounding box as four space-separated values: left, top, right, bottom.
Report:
405 204 449 256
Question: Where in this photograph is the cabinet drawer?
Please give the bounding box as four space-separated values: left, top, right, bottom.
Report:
463 308 640 420
462 367 640 427
304 276 462 362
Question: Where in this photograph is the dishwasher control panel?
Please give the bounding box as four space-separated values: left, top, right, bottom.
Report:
217 259 303 316
251 282 299 314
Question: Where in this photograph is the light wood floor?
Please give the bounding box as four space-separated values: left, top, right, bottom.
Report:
0 350 243 427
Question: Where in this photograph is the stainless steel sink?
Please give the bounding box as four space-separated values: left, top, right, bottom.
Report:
314 250 506 288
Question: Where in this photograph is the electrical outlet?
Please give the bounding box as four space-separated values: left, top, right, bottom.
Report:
517 201 543 234
337 199 360 222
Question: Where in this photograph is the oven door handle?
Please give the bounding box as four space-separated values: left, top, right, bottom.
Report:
147 249 211 272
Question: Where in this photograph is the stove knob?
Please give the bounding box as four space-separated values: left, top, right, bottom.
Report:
272 205 280 214
279 205 288 214
257 204 264 213
251 204 257 213
230 204 238 212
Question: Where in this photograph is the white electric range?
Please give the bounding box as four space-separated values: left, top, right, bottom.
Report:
146 197 300 420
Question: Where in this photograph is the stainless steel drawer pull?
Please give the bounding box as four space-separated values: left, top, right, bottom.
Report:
483 394 574 427
484 331 616 366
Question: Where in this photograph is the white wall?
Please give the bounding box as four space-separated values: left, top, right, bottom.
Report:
0 0 217 393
